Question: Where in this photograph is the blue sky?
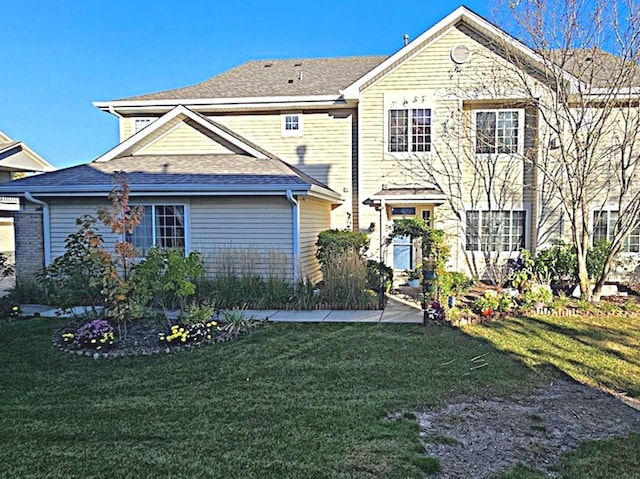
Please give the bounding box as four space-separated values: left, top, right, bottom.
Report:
1 0 490 169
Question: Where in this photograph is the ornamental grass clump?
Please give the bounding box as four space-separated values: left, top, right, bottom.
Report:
61 319 115 350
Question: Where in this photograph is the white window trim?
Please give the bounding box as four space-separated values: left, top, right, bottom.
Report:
591 208 640 254
281 112 303 137
464 208 528 253
472 108 525 158
384 106 434 159
124 202 190 255
132 117 155 134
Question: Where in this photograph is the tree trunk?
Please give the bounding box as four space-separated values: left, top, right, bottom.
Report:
576 254 592 301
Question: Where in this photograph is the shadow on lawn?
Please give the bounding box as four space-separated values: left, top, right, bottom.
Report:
461 313 640 399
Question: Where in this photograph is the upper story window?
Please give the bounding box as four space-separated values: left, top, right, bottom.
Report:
125 204 186 256
474 110 521 155
281 113 303 137
465 210 526 252
388 108 432 153
593 210 640 252
133 117 154 134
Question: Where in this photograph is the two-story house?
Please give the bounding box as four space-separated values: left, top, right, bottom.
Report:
1 6 635 284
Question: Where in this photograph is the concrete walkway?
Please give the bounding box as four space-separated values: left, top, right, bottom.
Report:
17 296 425 324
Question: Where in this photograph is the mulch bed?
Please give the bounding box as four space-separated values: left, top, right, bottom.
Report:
52 316 265 359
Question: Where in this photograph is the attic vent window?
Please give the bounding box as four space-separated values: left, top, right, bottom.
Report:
451 44 471 64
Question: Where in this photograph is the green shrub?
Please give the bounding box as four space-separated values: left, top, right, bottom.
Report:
131 247 205 315
437 271 473 299
534 241 577 284
0 252 14 278
5 279 48 305
39 215 108 312
316 229 369 268
518 285 553 311
366 260 393 292
587 239 610 280
473 290 514 314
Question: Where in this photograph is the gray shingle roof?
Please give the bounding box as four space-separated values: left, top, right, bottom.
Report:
118 56 388 101
546 49 640 88
0 154 336 195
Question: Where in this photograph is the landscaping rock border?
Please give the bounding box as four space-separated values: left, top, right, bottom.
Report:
52 320 265 359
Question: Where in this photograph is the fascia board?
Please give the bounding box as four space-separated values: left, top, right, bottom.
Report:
0 184 313 197
307 185 344 203
100 100 355 116
93 95 342 110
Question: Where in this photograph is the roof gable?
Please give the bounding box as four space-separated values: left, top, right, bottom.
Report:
0 130 55 173
341 6 576 99
95 105 270 162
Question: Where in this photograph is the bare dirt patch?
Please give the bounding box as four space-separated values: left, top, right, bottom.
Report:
415 377 640 478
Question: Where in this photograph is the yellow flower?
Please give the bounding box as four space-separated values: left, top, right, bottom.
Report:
12 306 19 311
207 335 211 340
181 337 186 342
91 339 96 344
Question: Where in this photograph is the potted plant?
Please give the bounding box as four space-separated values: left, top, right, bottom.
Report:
407 267 422 287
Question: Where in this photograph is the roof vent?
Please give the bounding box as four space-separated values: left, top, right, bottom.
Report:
264 63 273 67
450 44 471 64
294 62 302 66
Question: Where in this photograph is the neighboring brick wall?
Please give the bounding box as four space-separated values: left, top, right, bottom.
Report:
13 212 44 282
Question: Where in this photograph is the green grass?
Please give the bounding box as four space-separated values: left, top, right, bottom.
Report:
494 435 640 479
0 319 535 478
463 313 640 397
1 317 639 478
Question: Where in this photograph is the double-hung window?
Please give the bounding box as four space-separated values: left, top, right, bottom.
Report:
388 108 432 153
593 210 640 252
126 204 186 256
466 210 526 252
475 110 521 154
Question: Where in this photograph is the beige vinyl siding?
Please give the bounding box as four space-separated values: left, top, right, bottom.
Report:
122 119 133 141
298 196 331 283
213 110 354 229
358 25 542 273
47 199 120 260
190 196 294 280
135 121 244 155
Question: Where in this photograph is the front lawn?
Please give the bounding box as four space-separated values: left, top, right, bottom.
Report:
0 320 534 478
1 317 638 478
463 313 640 398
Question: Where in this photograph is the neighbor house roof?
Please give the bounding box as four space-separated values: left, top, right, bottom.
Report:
0 130 55 173
0 153 340 201
115 56 388 102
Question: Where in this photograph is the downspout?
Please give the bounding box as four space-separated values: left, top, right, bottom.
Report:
286 190 299 282
24 192 51 266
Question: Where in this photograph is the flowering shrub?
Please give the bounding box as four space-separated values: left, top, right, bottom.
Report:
425 301 446 321
158 320 220 345
61 319 115 350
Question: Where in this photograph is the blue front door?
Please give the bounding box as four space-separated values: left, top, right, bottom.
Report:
393 234 412 270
